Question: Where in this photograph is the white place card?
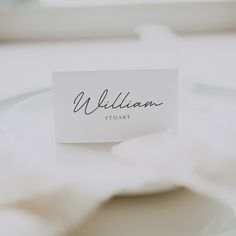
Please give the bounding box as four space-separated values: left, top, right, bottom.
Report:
53 69 177 143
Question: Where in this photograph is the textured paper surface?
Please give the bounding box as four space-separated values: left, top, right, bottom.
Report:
53 69 177 143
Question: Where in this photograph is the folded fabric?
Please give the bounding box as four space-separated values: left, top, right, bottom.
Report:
0 124 163 236
113 98 236 216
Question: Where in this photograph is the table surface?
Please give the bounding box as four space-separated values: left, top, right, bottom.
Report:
70 189 234 236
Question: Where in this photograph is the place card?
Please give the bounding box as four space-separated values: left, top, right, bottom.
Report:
53 69 177 143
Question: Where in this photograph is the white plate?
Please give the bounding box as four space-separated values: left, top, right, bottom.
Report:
0 91 177 195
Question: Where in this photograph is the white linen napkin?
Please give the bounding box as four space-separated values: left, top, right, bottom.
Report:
113 89 236 235
0 126 161 236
